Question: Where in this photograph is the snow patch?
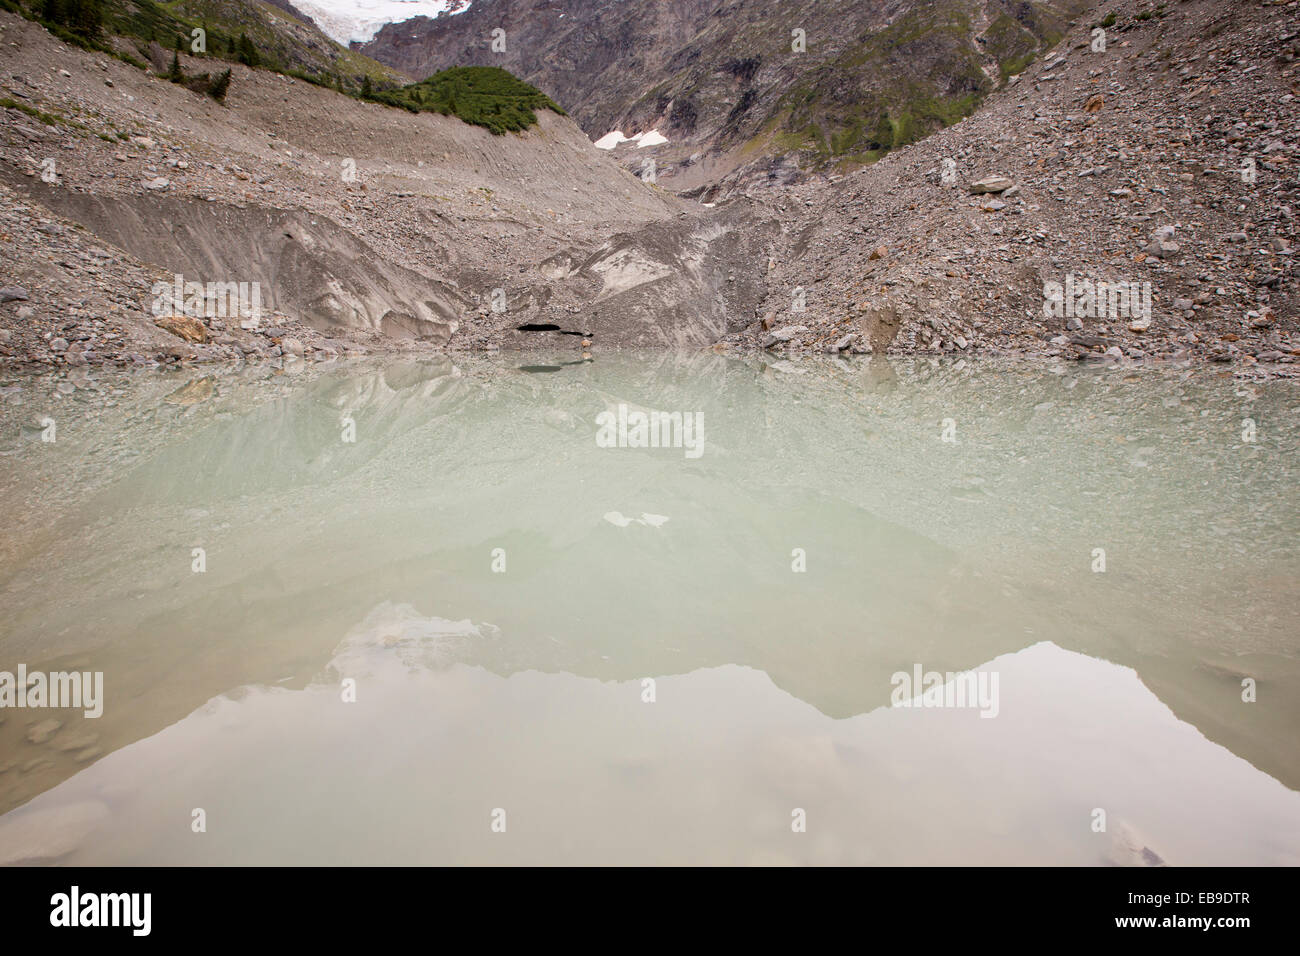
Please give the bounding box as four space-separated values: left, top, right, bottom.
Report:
593 130 627 150
592 129 670 150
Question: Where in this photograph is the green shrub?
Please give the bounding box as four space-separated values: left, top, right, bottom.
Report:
37 0 101 39
372 66 563 135
207 69 231 102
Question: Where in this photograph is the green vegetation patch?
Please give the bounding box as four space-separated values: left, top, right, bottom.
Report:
0 96 64 125
984 13 1039 80
367 66 565 135
743 0 1068 168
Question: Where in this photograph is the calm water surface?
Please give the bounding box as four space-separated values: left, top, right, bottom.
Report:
0 353 1297 865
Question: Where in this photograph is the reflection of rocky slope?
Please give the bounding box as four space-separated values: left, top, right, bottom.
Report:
7 638 1296 865
0 356 1296 814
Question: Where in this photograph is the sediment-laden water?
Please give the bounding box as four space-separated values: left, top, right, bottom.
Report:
0 354 1296 864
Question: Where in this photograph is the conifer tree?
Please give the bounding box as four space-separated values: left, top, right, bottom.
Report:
208 69 232 103
237 33 259 68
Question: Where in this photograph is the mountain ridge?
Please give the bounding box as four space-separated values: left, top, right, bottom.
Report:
360 0 1090 189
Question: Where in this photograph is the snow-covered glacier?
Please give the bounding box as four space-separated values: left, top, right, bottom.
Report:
291 0 471 46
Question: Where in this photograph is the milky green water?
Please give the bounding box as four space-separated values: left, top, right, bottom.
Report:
0 354 1297 865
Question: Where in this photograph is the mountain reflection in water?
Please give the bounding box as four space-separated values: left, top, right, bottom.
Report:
0 353 1296 864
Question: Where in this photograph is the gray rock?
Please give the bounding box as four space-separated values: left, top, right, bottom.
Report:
1143 240 1181 259
969 175 1015 194
763 325 810 348
0 287 29 304
49 337 69 353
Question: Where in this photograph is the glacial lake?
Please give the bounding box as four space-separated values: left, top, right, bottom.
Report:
0 353 1297 865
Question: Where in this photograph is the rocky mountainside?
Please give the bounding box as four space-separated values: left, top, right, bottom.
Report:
0 0 1297 376
361 0 1090 189
0 7 766 365
91 0 407 86
720 0 1299 369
